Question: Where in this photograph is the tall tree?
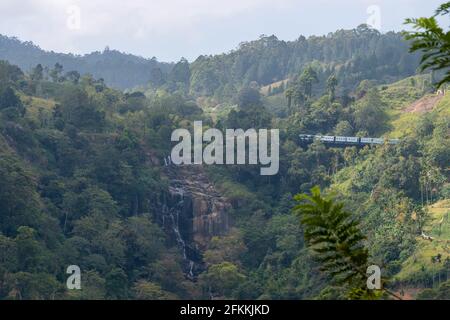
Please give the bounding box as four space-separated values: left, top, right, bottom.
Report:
285 87 294 111
30 64 43 81
326 74 338 100
168 57 191 85
50 63 63 83
299 66 319 98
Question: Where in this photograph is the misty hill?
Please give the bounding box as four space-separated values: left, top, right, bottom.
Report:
0 34 173 89
1 25 420 96
188 25 421 98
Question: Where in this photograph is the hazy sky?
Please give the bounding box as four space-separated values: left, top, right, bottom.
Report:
0 0 444 62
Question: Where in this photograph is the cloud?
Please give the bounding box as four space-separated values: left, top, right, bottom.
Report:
0 0 443 61
1 0 291 36
0 0 295 56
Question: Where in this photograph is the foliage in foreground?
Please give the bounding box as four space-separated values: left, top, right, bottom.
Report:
404 2 450 88
293 187 400 299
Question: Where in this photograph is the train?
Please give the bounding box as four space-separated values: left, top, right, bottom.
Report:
299 134 400 145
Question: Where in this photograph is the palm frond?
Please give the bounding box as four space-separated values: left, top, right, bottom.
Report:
293 186 368 288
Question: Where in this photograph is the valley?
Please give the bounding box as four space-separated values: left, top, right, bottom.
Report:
0 21 448 300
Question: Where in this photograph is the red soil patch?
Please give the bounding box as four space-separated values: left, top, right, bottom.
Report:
394 288 422 300
404 93 444 113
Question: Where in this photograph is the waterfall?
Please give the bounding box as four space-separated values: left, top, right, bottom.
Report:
169 200 187 259
161 186 199 279
158 166 229 280
188 260 194 279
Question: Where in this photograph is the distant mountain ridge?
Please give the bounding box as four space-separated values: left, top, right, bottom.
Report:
188 25 421 98
0 25 421 95
0 34 173 89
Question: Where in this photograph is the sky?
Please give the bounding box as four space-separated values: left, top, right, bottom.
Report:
0 0 445 62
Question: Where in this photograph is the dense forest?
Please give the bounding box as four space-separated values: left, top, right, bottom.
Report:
0 22 449 300
1 25 419 95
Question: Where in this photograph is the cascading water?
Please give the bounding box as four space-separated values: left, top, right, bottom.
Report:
168 200 187 259
157 166 230 280
160 186 199 280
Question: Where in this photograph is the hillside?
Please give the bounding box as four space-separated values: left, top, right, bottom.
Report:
1 25 420 97
0 35 173 89
188 26 420 100
0 24 448 300
325 75 450 298
393 199 449 299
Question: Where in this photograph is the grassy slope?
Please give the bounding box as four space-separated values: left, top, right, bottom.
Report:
395 199 450 282
379 75 425 138
260 79 289 96
378 74 450 138
21 94 56 124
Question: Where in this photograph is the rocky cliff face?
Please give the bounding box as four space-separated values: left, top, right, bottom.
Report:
157 165 231 278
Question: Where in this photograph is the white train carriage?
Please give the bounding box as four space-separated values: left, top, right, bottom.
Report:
372 138 384 144
320 135 335 142
346 137 359 143
299 134 314 141
299 134 399 147
360 137 373 144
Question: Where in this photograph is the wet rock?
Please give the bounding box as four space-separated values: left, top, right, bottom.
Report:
157 165 231 278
